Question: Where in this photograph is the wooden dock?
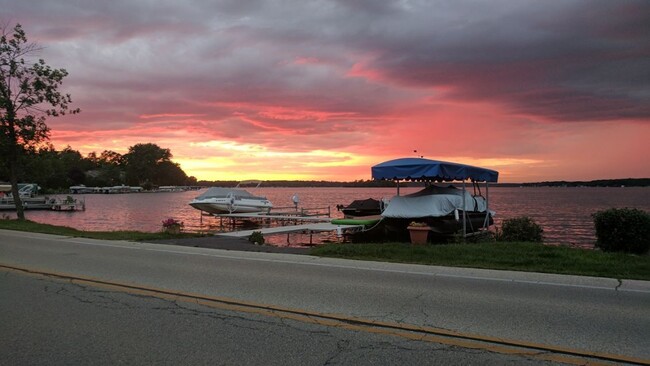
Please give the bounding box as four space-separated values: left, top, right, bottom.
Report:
199 206 370 245
0 196 85 211
218 222 365 238
212 212 331 222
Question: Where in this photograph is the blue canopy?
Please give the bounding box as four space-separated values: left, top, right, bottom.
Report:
371 158 499 183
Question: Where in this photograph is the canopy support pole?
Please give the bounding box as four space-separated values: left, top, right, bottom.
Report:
483 182 490 229
462 180 467 239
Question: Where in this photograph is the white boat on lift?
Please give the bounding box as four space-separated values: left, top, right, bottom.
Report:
188 182 273 214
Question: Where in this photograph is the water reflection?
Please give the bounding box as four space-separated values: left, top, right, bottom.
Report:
9 186 649 248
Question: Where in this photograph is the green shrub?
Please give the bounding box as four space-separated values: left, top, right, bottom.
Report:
592 208 650 254
497 216 543 243
248 231 265 245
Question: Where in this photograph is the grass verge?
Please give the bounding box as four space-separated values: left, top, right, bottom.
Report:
310 242 650 280
2 219 647 280
0 219 205 241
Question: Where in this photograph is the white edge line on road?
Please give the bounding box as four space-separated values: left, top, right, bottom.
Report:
45 237 650 294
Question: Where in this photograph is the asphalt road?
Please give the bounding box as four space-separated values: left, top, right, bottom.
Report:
1 269 557 365
1 229 649 364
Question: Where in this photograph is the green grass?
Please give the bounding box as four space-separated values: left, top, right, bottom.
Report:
309 242 650 280
0 219 205 241
2 219 648 280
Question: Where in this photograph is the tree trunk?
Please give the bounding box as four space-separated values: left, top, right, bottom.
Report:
8 155 25 220
3 103 25 219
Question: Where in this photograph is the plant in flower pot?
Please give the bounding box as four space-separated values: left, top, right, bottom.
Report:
162 218 184 234
407 221 430 245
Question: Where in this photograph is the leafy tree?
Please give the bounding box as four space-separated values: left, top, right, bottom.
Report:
20 145 82 192
81 149 125 186
154 160 188 186
99 150 124 166
123 143 171 186
59 146 86 185
85 151 100 167
22 145 64 190
91 164 124 187
0 23 79 218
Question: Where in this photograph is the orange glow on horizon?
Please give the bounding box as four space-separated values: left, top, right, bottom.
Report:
7 1 650 184
48 115 650 184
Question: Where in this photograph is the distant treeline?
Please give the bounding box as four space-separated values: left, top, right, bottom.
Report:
6 144 646 193
198 178 650 188
0 143 196 193
518 178 650 187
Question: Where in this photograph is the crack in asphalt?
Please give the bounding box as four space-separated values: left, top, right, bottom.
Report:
50 281 139 309
279 315 334 337
323 339 350 366
5 266 640 366
43 276 344 343
48 279 289 331
38 276 537 365
323 338 475 366
354 293 428 325
413 292 433 321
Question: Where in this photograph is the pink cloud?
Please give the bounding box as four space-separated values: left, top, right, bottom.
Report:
4 0 648 183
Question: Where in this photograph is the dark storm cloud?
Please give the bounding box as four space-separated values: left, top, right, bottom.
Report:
355 0 650 121
3 0 648 126
1 0 649 182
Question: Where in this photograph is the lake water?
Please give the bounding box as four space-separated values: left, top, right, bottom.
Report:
8 186 650 248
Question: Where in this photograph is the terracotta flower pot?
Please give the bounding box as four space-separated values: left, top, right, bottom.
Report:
407 226 430 245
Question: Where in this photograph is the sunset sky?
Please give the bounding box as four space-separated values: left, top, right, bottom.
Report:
2 0 649 182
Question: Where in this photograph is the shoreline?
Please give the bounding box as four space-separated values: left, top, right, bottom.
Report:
150 235 311 255
1 220 648 280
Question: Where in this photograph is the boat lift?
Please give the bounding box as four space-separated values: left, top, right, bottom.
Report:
200 205 366 245
371 157 499 238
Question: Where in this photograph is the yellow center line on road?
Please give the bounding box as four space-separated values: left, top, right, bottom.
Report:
2 264 647 366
